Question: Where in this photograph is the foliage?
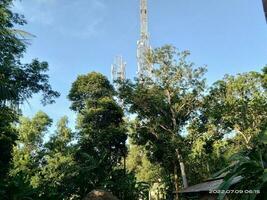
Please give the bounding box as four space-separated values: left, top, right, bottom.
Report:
1 2 266 197
0 0 59 106
69 72 129 199
195 71 267 149
118 45 206 193
0 107 17 197
185 135 229 185
216 130 267 200
104 169 149 200
8 113 78 200
127 143 164 184
126 142 168 200
184 68 267 184
0 0 59 195
0 107 17 176
35 117 77 200
9 111 53 200
68 72 114 112
1 59 60 106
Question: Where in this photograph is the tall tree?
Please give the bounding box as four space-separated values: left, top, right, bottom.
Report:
198 71 267 149
36 116 76 200
68 72 128 198
118 45 206 198
9 111 52 200
0 0 59 106
0 0 59 191
184 67 267 187
0 107 17 193
9 114 77 200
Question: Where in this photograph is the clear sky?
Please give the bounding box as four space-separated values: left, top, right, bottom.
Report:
12 0 267 131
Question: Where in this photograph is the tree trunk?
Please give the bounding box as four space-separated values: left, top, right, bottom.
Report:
173 162 180 200
176 149 188 188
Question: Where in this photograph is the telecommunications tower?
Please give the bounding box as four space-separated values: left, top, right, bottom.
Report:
137 0 152 78
111 55 126 89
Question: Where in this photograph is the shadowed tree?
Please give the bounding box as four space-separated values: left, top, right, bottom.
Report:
68 72 128 199
0 1 59 195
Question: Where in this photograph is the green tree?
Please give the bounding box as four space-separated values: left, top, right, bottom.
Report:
181 67 267 193
0 107 17 194
185 129 229 184
127 143 168 200
198 71 267 150
45 116 74 152
0 0 59 192
68 72 128 198
9 114 78 200
68 72 114 112
9 111 52 200
118 45 206 198
35 116 76 200
216 130 267 200
0 0 59 106
127 143 163 184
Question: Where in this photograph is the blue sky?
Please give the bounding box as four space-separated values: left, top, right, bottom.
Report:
13 0 267 132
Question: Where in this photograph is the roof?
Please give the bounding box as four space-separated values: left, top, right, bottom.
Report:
179 176 242 194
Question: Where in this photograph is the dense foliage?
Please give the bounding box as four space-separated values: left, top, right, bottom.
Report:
118 46 206 199
1 1 267 199
216 130 267 200
68 72 130 199
0 0 59 198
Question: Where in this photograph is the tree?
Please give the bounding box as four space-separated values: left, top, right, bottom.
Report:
118 45 206 198
9 111 52 200
68 72 128 198
0 0 59 192
127 143 164 184
9 114 79 200
35 116 76 200
45 116 74 152
127 142 168 200
182 68 267 187
185 129 229 184
198 71 267 149
68 72 114 112
0 107 17 195
216 129 267 200
0 0 59 106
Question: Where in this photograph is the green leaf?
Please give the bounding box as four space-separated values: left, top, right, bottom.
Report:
262 169 267 182
260 129 267 144
218 175 235 200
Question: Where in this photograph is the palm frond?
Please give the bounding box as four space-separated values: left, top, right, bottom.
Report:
10 29 36 38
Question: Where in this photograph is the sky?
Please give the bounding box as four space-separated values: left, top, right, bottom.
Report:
12 0 267 132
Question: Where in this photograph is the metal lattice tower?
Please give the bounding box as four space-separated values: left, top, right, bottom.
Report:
111 55 126 89
137 0 152 78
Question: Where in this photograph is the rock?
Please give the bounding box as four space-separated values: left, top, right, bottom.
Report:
83 189 119 200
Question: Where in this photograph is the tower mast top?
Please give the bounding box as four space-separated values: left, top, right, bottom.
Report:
140 0 149 38
137 0 152 78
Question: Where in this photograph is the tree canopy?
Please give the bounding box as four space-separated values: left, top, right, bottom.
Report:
0 0 59 197
118 45 206 199
1 1 267 199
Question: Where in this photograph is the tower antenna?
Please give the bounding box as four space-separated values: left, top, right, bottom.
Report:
137 0 152 78
111 55 126 90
